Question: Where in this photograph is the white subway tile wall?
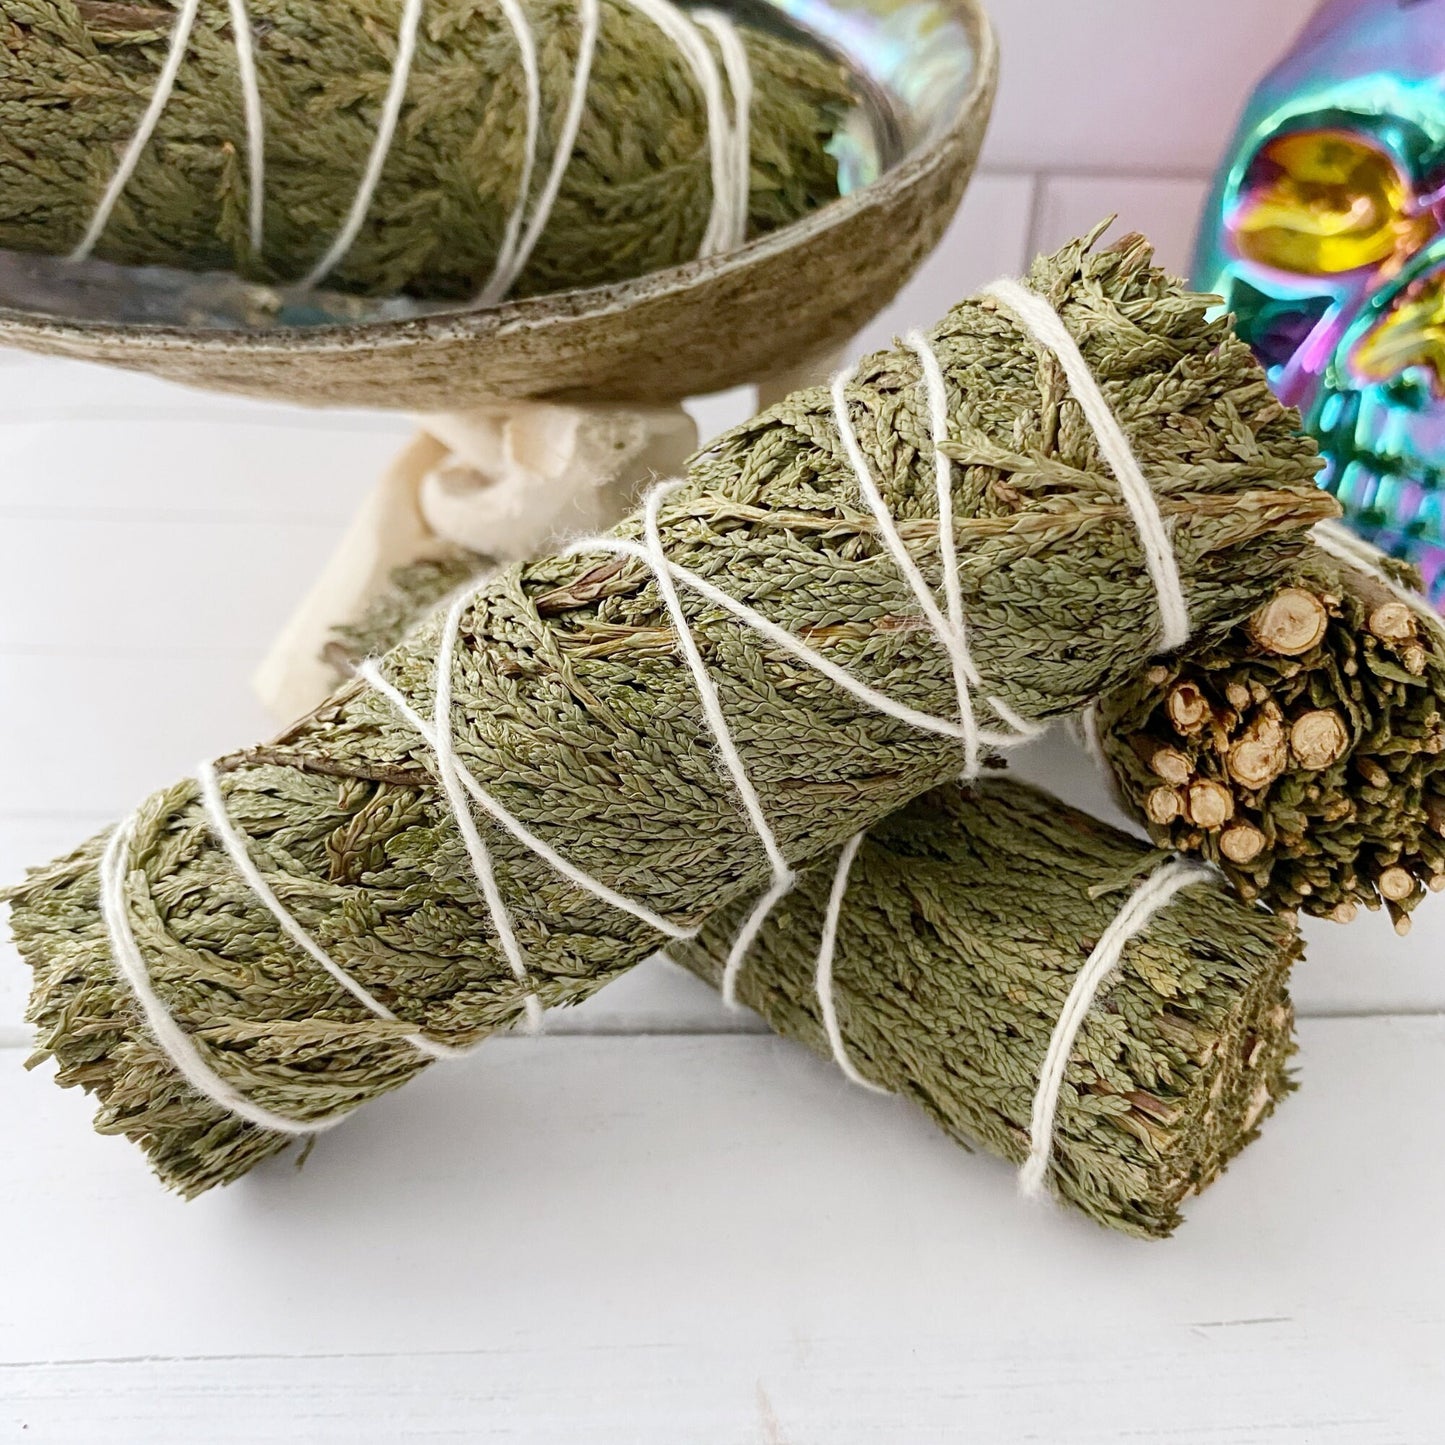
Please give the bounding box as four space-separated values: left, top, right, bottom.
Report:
981 0 1318 173
1031 174 1210 277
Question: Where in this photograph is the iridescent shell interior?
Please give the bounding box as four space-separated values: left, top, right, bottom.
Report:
0 0 993 407
0 0 983 330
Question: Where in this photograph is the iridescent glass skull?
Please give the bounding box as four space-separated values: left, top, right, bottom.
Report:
1197 0 1445 598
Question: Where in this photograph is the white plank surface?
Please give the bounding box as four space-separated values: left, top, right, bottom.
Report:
0 412 409 521
4 4 1445 1438
2 1019 1443 1443
0 514 344 653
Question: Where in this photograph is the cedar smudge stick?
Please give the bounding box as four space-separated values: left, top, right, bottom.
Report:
0 0 850 299
4 235 1329 1196
1099 534 1445 930
289 447 1303 1238
671 779 1300 1239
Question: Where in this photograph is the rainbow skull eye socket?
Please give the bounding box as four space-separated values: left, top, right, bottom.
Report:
1229 128 1431 276
1350 269 1445 398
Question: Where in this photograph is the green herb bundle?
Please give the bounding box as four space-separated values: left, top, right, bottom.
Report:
673 778 1299 1238
0 0 850 299
5 235 1329 1196
285 474 1301 1237
1098 542 1445 929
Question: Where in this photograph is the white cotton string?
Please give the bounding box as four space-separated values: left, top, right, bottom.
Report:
226 0 266 253
195 759 464 1061
475 0 601 306
904 330 980 776
1070 704 1108 775
1311 518 1442 628
361 667 542 1038
429 593 544 1032
478 0 745 305
299 0 424 290
617 0 745 258
503 0 600 287
639 483 796 1006
99 814 344 1135
570 536 1030 747
360 607 543 1034
554 336 1056 764
471 0 544 306
69 0 204 262
812 832 888 1094
693 9 753 252
831 357 1044 767
910 332 1047 766
1018 856 1210 1199
983 277 1192 654
357 657 698 943
71 0 745 303
565 455 1043 1006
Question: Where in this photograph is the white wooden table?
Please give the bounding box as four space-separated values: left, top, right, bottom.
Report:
6 3 1445 1438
